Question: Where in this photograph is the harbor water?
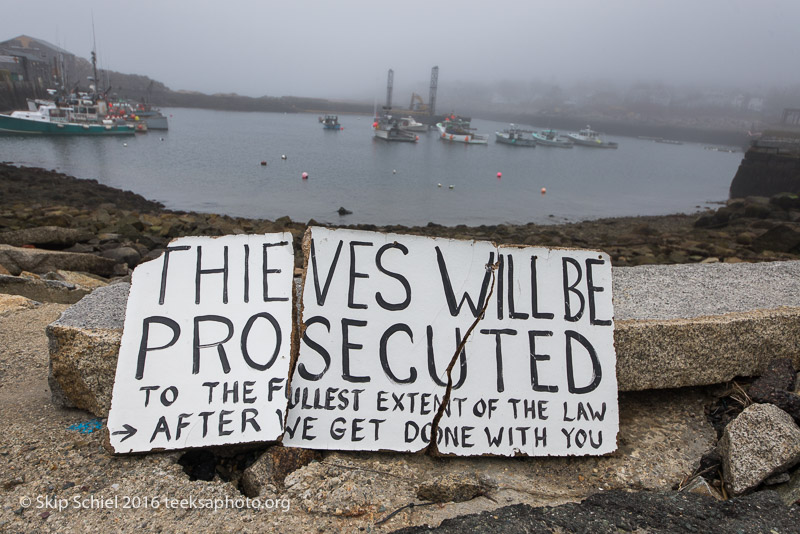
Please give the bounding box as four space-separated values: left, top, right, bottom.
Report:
0 108 743 226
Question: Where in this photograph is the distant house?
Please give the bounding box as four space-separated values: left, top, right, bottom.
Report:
0 35 80 86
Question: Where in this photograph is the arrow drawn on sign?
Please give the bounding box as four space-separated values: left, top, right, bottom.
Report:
112 424 138 442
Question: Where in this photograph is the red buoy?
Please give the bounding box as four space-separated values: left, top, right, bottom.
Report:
302 172 309 179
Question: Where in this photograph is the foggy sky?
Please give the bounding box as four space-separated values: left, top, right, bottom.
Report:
2 0 799 99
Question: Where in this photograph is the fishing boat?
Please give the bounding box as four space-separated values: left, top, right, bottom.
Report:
321 115 342 130
566 126 618 148
436 117 488 145
373 114 418 142
398 116 427 133
111 101 168 130
532 129 573 148
495 124 536 147
0 102 135 136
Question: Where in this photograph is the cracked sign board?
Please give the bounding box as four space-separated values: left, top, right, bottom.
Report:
107 234 294 453
284 227 618 456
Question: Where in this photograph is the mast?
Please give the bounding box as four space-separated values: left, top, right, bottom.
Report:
90 12 99 97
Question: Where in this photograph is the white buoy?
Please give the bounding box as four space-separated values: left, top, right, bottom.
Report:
448 184 454 190
123 143 127 147
281 154 287 160
392 169 396 174
437 183 442 188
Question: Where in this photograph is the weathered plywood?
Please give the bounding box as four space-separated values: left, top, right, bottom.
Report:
107 234 294 453
284 227 618 456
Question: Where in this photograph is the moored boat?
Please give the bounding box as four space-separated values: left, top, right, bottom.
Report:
0 103 136 136
398 116 427 133
373 114 418 142
321 115 343 130
437 118 488 145
532 129 574 148
495 124 536 147
566 125 618 148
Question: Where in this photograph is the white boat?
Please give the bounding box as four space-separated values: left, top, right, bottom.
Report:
436 118 489 145
532 129 573 148
495 124 536 147
373 114 418 142
398 116 427 133
566 125 618 148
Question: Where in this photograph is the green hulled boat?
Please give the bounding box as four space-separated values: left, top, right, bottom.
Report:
0 103 135 136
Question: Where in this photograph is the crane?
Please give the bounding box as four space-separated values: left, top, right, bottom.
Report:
409 93 426 112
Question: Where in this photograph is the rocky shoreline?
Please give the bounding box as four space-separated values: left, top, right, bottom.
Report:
2 163 799 279
2 162 800 532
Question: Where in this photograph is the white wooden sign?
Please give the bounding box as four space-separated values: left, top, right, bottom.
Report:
107 234 294 453
284 227 618 456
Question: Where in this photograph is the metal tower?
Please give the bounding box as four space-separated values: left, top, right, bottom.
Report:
386 69 394 109
428 66 438 116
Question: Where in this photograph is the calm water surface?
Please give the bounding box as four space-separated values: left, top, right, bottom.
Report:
1 108 743 226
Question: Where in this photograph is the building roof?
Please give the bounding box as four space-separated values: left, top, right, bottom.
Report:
0 35 74 59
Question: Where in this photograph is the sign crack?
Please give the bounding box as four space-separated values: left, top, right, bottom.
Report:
425 254 499 456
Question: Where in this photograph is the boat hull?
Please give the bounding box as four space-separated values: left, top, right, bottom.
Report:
532 133 573 148
567 136 618 148
495 132 536 147
566 129 618 148
142 115 168 130
437 123 489 145
374 127 417 142
0 114 135 136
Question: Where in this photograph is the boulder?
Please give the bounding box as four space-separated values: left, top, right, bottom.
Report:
100 246 141 268
0 273 91 304
749 389 800 424
775 467 800 506
771 192 800 211
748 358 797 401
0 244 117 277
416 473 490 503
240 446 318 497
680 477 723 500
46 283 128 415
0 293 40 315
54 270 109 291
751 224 800 253
719 403 800 495
0 226 93 249
613 261 800 391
